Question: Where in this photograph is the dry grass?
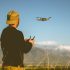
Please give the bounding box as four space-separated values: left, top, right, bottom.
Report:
0 65 70 70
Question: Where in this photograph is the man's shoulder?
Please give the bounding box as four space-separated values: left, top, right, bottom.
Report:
2 26 23 36
2 26 12 31
2 26 9 33
2 26 20 32
17 30 23 35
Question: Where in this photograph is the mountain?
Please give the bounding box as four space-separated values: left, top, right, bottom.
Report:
0 41 70 66
24 44 70 66
24 47 45 66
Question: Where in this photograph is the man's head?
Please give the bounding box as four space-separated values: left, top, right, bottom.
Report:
6 10 19 28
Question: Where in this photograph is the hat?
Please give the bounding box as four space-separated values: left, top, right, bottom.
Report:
6 10 19 24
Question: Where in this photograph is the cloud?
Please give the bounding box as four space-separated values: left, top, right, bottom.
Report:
58 45 70 51
35 40 58 46
35 41 70 51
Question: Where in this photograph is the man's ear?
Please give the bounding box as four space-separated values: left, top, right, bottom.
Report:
16 19 19 27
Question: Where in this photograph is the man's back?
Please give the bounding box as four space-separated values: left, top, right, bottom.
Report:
1 26 28 67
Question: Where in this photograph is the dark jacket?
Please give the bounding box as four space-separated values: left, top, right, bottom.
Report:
1 26 32 67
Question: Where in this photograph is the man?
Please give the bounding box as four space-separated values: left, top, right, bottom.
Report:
1 10 34 70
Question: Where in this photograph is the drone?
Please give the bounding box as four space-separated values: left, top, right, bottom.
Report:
36 17 51 21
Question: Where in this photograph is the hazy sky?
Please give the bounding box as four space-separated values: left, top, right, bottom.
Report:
0 0 70 45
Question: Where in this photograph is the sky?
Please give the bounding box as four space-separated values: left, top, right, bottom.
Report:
0 0 70 45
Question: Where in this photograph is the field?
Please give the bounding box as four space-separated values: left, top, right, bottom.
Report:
24 66 70 70
0 66 70 70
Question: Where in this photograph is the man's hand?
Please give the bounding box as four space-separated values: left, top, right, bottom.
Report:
29 39 35 46
25 36 35 46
